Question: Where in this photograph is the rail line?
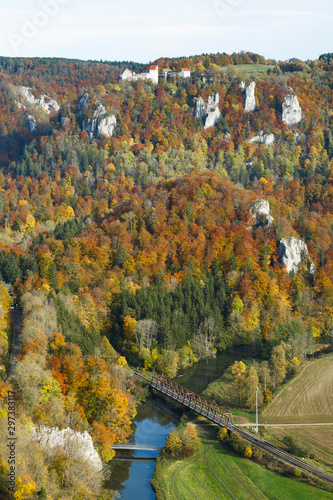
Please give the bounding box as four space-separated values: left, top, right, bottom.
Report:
133 370 333 485
236 428 333 485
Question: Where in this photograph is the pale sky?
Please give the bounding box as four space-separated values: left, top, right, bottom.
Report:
0 0 332 62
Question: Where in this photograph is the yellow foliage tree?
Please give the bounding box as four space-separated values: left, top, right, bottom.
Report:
66 206 75 220
123 316 137 340
14 475 36 500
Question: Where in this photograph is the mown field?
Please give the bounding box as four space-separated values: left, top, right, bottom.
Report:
267 425 333 468
263 355 333 424
152 437 333 500
220 64 275 74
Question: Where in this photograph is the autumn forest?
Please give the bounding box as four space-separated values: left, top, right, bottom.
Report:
0 51 333 498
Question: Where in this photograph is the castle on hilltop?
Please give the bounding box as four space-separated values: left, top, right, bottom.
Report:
120 65 191 84
120 65 159 84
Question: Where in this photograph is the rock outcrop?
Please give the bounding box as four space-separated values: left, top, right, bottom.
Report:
244 82 256 112
31 426 102 471
17 86 35 105
250 199 274 227
27 115 37 133
37 95 60 114
282 91 302 126
97 115 117 137
248 131 275 146
61 116 70 128
81 98 116 138
16 86 60 115
278 237 308 273
195 93 221 129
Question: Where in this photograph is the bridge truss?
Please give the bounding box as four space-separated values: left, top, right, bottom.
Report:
150 372 234 430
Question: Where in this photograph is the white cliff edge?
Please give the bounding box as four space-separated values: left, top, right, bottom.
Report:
278 237 314 273
81 98 116 138
17 86 60 115
249 199 274 228
248 131 275 146
31 426 103 471
195 93 221 129
244 82 256 112
282 90 302 126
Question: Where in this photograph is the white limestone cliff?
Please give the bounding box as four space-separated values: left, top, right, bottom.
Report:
17 86 36 105
27 115 37 133
97 115 117 137
250 199 274 227
278 237 308 273
31 426 103 471
248 131 275 146
16 86 60 115
195 93 221 129
37 95 60 114
282 92 302 126
82 99 116 138
244 82 256 112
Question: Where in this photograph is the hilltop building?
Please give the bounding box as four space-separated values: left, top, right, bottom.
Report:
179 68 191 78
120 65 159 84
162 68 191 80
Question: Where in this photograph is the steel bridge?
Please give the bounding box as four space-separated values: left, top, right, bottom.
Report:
132 371 333 485
134 371 234 430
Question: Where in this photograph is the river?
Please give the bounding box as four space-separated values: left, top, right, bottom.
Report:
106 343 258 498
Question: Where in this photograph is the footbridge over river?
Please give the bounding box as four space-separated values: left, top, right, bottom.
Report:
133 371 333 485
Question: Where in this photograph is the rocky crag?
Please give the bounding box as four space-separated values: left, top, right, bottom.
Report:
31 426 103 471
282 90 302 126
195 93 221 129
80 94 117 138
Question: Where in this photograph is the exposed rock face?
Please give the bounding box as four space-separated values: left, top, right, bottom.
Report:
18 86 35 104
194 96 206 119
27 115 37 133
31 426 102 471
97 115 117 137
15 101 27 110
79 93 89 110
278 237 308 273
16 86 60 115
282 93 302 126
250 199 274 227
82 99 116 138
195 93 221 129
244 82 256 112
61 116 70 128
37 95 60 114
248 131 275 146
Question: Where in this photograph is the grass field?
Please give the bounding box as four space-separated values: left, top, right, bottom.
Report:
220 64 275 74
152 437 333 500
263 355 333 424
266 426 333 467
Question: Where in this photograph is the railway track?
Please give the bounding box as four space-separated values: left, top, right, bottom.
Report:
236 427 333 485
132 370 333 486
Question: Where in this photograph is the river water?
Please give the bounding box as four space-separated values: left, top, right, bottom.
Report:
106 344 258 498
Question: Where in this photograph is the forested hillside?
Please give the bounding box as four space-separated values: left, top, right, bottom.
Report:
0 51 333 497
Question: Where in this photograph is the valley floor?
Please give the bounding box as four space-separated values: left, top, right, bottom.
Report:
152 435 333 500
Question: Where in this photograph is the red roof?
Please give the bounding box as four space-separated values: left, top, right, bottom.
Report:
149 65 158 70
183 68 190 71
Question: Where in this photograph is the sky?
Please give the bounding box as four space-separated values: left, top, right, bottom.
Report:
0 0 332 63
